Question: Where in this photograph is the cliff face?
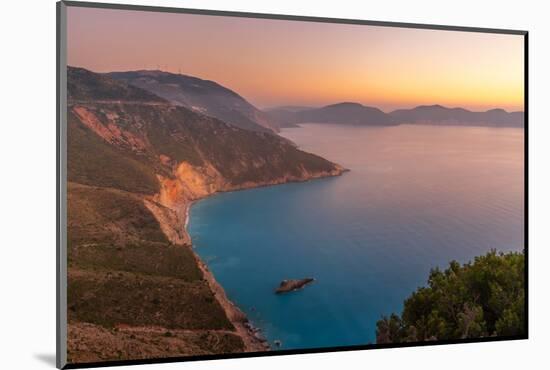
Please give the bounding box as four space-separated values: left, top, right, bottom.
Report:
66 67 344 363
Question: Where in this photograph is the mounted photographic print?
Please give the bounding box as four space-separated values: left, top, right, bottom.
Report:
56 1 528 368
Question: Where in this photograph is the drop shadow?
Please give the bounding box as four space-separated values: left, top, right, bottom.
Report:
34 353 56 367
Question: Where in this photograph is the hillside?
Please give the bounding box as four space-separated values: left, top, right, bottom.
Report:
298 102 395 125
108 70 278 133
267 102 396 126
66 66 345 364
267 103 524 128
390 104 524 127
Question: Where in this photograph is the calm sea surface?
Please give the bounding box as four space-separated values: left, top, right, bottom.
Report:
189 124 524 350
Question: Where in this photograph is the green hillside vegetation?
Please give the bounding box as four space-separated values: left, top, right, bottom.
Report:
68 269 232 330
66 183 241 362
68 92 339 194
376 250 525 343
105 102 339 186
67 112 160 194
150 106 338 185
67 183 167 248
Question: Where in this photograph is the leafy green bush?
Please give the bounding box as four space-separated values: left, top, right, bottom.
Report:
376 250 525 343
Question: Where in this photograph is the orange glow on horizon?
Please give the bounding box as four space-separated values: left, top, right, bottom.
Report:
67 7 524 112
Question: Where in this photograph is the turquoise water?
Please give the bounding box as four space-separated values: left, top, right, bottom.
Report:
189 124 524 350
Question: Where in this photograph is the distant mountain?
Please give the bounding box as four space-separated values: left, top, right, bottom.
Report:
107 70 278 133
298 102 395 125
390 105 524 127
267 103 524 128
267 102 396 126
102 71 525 130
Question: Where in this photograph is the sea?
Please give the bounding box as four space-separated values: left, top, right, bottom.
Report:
188 123 524 350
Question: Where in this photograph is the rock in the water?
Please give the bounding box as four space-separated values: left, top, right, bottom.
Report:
275 278 314 294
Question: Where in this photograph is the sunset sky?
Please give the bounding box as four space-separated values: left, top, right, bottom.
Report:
67 6 525 112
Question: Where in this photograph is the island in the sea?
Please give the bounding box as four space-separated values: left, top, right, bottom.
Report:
275 278 315 294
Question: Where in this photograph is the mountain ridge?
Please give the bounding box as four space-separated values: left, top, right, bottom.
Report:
266 102 396 127
107 70 278 133
96 66 523 129
390 104 524 127
267 103 524 128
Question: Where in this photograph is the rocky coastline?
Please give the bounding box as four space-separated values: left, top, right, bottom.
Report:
150 167 346 352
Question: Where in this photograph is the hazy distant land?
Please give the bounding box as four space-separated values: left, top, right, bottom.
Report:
267 103 524 128
106 70 524 131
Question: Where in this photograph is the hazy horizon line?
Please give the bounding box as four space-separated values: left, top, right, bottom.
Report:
69 65 525 114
